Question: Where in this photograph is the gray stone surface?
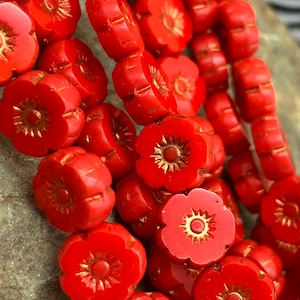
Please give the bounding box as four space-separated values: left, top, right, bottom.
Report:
0 0 299 299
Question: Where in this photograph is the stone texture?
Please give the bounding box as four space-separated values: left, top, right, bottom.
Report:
0 1 299 299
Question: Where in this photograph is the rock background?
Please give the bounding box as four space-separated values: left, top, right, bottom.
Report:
0 0 299 299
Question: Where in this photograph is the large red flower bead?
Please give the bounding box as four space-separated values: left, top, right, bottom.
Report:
0 70 85 157
192 256 276 300
135 115 212 193
33 146 115 232
0 1 39 86
155 188 236 268
59 222 147 300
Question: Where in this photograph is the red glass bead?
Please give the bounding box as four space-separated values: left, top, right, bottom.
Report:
155 188 236 268
86 0 144 61
59 222 147 300
76 103 137 179
133 0 193 56
112 50 177 125
39 37 108 110
0 1 39 86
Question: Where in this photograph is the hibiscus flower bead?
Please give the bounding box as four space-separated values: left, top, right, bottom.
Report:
155 188 236 268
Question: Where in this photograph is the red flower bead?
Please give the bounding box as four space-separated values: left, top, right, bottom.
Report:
16 0 81 44
86 0 144 61
203 178 245 242
232 56 277 122
191 33 229 95
136 115 212 193
33 146 115 232
38 38 108 110
115 171 173 240
129 291 170 300
158 55 206 116
59 222 147 300
76 103 137 179
133 0 193 56
0 1 39 86
0 70 85 157
185 0 219 34
147 248 202 300
156 188 236 268
112 50 177 125
204 91 250 155
261 175 300 245
228 150 269 214
192 256 276 300
214 0 259 62
251 113 295 180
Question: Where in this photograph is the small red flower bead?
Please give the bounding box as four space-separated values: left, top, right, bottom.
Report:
115 171 173 240
0 70 85 157
192 256 276 300
190 32 229 95
158 55 206 116
0 1 39 86
76 103 137 179
86 0 144 61
228 150 269 214
133 0 193 56
147 248 202 300
33 146 115 232
135 115 212 193
155 188 236 268
59 222 147 300
214 0 259 62
128 291 170 300
260 175 300 245
204 91 250 155
38 37 108 110
232 56 277 122
185 0 219 34
16 0 81 44
112 50 177 125
251 113 295 181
